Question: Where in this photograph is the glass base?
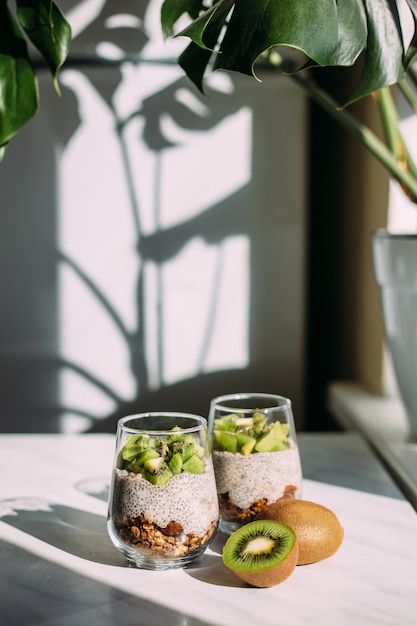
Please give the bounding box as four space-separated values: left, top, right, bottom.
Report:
108 520 218 570
219 519 242 535
120 542 210 570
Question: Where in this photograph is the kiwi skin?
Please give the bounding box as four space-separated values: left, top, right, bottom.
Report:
222 520 299 588
256 499 344 565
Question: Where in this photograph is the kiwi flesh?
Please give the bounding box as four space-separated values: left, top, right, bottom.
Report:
141 456 173 485
222 519 299 587
237 433 257 455
213 430 238 452
121 433 153 461
168 452 183 475
182 454 205 474
256 499 344 565
254 422 289 452
213 413 290 454
170 436 195 461
128 447 160 472
121 430 205 484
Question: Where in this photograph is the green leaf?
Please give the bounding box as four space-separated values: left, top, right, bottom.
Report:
0 144 8 162
325 0 367 66
0 4 38 146
178 0 235 51
214 0 340 77
404 0 417 68
170 0 409 105
178 41 214 93
347 0 405 105
16 0 71 92
300 0 367 75
178 0 367 79
161 0 204 38
178 0 234 92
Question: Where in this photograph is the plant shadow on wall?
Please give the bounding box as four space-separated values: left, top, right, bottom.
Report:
0 0 308 433
62 61 307 434
59 74 249 433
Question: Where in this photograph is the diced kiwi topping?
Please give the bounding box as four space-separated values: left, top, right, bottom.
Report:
213 412 290 454
120 430 206 485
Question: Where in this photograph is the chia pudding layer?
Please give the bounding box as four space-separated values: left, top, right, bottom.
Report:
213 442 302 516
111 465 219 537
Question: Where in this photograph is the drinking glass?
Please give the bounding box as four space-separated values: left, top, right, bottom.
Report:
107 412 219 569
208 393 302 534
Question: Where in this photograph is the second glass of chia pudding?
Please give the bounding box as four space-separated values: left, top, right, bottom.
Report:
208 393 303 535
107 413 219 570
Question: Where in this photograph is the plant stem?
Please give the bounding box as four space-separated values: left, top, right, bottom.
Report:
376 88 403 160
266 52 417 203
377 85 417 187
398 78 417 114
295 72 417 202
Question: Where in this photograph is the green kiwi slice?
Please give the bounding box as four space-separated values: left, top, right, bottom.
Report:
120 427 207 484
213 430 238 452
142 456 173 485
222 519 299 587
121 433 154 461
128 447 160 472
213 412 290 454
168 452 183 475
254 422 289 452
182 454 205 474
170 436 195 461
236 432 256 455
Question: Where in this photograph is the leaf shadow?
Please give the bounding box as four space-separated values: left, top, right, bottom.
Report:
0 498 126 566
184 529 246 587
74 475 110 502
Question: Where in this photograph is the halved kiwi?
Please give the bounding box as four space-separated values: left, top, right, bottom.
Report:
256 499 344 565
222 519 299 587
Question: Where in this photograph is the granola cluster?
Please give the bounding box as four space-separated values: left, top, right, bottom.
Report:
218 494 268 523
218 484 297 524
117 515 217 558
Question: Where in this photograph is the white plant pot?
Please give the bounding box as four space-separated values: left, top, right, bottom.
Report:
372 230 417 439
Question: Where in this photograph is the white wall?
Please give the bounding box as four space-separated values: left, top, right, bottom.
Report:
0 1 308 432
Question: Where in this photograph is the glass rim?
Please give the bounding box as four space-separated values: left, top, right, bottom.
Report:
210 392 291 413
117 412 207 436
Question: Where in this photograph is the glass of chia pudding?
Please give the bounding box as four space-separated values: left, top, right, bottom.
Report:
107 412 219 570
208 393 302 535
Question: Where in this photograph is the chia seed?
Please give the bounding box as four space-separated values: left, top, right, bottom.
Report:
111 465 219 537
212 442 302 510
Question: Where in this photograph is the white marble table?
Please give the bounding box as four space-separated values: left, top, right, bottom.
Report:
0 432 416 625
328 380 417 510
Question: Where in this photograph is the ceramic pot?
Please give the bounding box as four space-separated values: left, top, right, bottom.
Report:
372 230 417 439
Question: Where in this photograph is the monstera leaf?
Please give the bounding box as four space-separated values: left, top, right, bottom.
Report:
404 0 417 67
161 0 415 105
0 0 71 153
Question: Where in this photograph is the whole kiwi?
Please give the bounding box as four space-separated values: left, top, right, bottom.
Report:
222 519 299 587
256 499 344 565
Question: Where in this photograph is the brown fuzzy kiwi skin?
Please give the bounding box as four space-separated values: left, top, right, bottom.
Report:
227 540 299 588
256 499 344 565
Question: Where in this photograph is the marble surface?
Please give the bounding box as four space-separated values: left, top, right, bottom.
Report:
0 432 416 626
328 381 417 510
